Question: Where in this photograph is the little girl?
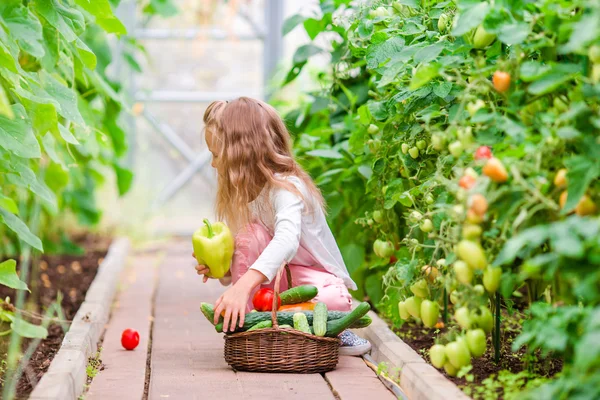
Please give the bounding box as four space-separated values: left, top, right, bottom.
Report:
193 97 371 356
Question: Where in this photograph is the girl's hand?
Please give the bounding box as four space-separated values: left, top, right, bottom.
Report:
192 252 211 283
213 269 267 332
213 284 250 332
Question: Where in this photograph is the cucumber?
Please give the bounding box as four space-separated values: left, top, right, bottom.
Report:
293 313 311 334
279 285 318 305
313 302 328 337
325 302 371 337
200 302 216 323
247 320 272 331
279 324 293 329
212 310 371 333
350 315 372 329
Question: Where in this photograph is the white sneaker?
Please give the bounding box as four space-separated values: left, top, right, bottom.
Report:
338 330 372 356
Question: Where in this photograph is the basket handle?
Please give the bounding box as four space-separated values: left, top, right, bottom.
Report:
271 261 292 329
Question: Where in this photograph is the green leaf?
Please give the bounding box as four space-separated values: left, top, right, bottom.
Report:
11 317 47 339
58 123 80 145
520 62 551 82
0 3 45 58
282 14 306 36
357 104 371 125
527 64 581 95
40 71 85 126
6 161 57 212
556 127 581 140
366 37 405 69
452 2 490 36
0 208 43 251
305 149 343 159
0 104 41 158
367 101 388 121
303 18 325 40
433 81 452 98
409 64 440 90
143 0 178 18
293 44 323 64
559 13 600 54
0 85 14 118
0 194 18 214
563 157 600 213
341 243 365 275
496 22 529 46
358 19 374 39
413 43 444 64
32 0 78 42
114 164 133 196
0 259 28 291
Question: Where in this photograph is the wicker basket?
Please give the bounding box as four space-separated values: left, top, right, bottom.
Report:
224 262 340 373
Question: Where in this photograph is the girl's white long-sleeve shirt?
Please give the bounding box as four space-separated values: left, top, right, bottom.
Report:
248 175 357 291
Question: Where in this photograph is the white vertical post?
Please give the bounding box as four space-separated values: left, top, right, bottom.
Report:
263 0 284 99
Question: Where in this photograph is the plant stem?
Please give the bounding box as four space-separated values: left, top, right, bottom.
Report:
443 287 448 324
3 195 42 400
494 293 501 364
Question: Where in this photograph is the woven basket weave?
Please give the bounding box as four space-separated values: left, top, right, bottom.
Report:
224 262 340 373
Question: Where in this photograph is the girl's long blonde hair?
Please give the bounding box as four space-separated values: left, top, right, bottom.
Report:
203 97 325 231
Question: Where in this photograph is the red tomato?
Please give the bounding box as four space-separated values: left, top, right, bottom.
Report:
459 175 476 189
474 146 492 160
390 255 398 264
492 71 511 93
252 288 280 311
121 329 140 351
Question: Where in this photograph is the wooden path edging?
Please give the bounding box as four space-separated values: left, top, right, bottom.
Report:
29 238 131 400
352 302 470 400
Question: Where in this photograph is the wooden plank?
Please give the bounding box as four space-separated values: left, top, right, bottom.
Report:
326 356 397 400
87 254 160 400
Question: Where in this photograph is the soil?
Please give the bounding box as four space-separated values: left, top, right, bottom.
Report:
388 311 563 399
0 234 110 399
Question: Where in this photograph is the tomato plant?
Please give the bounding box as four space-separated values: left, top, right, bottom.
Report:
277 0 600 396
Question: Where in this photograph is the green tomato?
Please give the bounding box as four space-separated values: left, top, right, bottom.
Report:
420 218 434 233
420 300 440 328
448 141 463 158
445 339 471 369
467 99 485 117
454 306 471 330
443 361 458 377
457 240 487 271
470 306 493 334
382 185 388 195
409 146 420 159
405 296 423 319
472 25 496 49
483 266 502 293
398 301 410 320
373 210 384 224
430 344 447 369
457 127 473 145
462 224 482 240
437 13 449 32
553 97 568 113
416 140 427 150
449 290 459 305
425 194 435 205
589 45 600 64
373 239 394 258
592 64 600 84
466 329 487 357
367 124 379 134
473 284 485 296
410 279 430 298
401 143 410 154
408 211 423 224
454 260 473 285
431 134 445 151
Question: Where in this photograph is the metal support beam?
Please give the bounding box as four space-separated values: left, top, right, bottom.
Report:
151 150 214 211
136 91 262 103
135 28 262 41
263 0 284 98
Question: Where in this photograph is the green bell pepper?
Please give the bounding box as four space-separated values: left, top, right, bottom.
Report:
192 219 234 279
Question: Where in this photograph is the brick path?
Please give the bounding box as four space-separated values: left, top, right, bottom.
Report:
86 241 396 400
